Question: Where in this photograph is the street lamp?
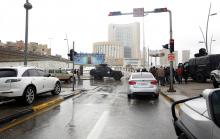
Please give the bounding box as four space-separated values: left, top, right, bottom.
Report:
64 34 70 68
205 3 217 54
24 0 32 66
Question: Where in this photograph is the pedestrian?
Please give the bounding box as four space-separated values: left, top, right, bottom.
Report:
183 64 189 84
177 66 183 84
156 66 165 86
76 69 80 79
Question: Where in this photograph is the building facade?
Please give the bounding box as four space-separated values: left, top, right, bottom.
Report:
108 22 140 60
159 49 178 68
93 41 124 66
182 50 190 63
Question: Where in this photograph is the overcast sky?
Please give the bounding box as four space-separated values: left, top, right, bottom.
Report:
0 0 219 59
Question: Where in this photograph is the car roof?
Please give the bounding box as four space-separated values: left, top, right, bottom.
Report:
130 72 155 80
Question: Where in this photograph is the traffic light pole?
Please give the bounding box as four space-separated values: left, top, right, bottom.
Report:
167 10 176 92
72 41 75 91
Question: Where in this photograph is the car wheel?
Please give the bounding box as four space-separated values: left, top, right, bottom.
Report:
23 86 36 105
127 94 132 99
212 78 219 88
178 133 188 139
114 74 122 80
69 77 74 83
196 73 205 82
52 82 61 95
153 93 159 99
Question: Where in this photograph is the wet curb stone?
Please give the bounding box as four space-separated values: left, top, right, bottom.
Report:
0 90 81 126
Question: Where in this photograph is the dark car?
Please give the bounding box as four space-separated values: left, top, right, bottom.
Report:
90 64 123 80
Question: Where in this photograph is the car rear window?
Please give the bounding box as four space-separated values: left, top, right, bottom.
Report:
132 73 153 79
0 69 17 78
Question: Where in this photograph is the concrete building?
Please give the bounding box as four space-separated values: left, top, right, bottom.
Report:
93 41 124 66
108 22 140 61
159 49 178 68
182 50 190 63
29 42 51 55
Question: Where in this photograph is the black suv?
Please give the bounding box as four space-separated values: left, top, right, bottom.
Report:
90 64 123 80
187 54 220 82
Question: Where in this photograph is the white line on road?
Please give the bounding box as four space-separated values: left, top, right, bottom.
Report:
87 111 109 139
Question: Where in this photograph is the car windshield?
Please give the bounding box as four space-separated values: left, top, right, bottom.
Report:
132 73 153 79
0 69 17 78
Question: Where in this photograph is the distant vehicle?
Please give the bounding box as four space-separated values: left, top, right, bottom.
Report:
0 67 61 105
187 54 220 82
90 64 123 80
47 69 74 83
210 64 220 88
172 89 220 139
127 72 159 99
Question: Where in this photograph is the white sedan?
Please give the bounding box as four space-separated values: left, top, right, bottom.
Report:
0 66 61 105
127 72 160 99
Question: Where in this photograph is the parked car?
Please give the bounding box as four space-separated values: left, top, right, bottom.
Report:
172 89 220 139
127 72 159 99
47 69 74 82
210 64 220 88
0 66 61 105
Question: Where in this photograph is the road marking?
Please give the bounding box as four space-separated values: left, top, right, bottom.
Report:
87 111 109 139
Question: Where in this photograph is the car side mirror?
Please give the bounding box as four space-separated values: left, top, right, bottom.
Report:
203 89 220 128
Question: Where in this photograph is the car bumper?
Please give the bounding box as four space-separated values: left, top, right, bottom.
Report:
128 87 159 96
0 89 23 97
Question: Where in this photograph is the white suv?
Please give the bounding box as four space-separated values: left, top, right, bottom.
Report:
0 66 61 105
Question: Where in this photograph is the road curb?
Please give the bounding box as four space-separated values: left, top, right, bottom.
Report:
0 90 81 128
160 91 175 103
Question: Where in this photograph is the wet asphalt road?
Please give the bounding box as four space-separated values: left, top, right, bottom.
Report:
0 78 176 139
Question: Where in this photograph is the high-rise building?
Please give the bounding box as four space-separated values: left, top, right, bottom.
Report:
108 22 140 60
160 49 178 68
93 41 123 66
182 50 190 63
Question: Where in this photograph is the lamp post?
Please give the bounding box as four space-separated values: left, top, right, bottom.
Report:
64 34 70 68
205 3 217 54
24 0 32 66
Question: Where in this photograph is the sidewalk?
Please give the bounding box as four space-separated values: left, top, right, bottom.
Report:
160 81 213 102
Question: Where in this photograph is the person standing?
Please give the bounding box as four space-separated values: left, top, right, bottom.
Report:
157 66 165 86
177 66 183 84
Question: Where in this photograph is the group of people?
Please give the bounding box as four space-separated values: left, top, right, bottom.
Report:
149 65 189 86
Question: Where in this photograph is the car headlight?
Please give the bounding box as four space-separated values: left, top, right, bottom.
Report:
5 78 22 83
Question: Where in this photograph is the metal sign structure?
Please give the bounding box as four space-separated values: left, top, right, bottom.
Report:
74 53 105 65
133 8 144 17
168 53 175 61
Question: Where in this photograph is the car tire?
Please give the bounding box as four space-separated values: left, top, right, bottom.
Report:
52 82 61 95
178 133 188 139
114 74 122 81
196 73 205 83
127 94 132 99
212 78 219 88
153 94 159 99
23 86 36 105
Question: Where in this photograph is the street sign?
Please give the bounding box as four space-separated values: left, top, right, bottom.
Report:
168 53 175 61
133 8 144 17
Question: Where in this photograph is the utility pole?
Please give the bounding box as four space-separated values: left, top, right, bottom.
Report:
24 0 32 66
72 41 75 91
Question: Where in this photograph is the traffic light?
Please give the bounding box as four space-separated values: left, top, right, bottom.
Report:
169 39 174 53
108 11 122 16
67 49 77 61
163 44 169 49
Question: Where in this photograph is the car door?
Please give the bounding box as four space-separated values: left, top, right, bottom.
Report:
27 69 45 93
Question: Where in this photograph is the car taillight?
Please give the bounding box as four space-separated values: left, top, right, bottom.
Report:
129 81 136 85
151 80 158 85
